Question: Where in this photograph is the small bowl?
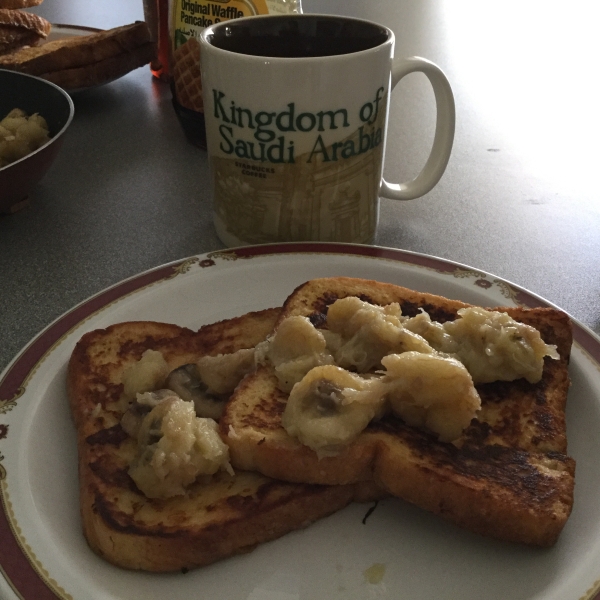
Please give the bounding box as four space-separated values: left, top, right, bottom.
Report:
0 69 74 213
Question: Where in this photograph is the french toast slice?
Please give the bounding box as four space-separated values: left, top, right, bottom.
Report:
68 309 381 572
40 42 156 89
220 277 576 547
0 21 156 89
0 9 50 55
0 21 152 74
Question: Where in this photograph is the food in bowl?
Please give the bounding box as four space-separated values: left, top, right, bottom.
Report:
0 68 74 213
0 107 49 167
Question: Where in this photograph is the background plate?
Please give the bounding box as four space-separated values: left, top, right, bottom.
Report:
0 243 599 600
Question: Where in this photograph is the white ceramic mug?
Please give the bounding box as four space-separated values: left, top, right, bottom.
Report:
200 14 455 247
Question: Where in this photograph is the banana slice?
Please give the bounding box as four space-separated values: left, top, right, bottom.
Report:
257 316 334 392
381 352 481 442
327 296 434 372
282 364 386 457
129 397 233 499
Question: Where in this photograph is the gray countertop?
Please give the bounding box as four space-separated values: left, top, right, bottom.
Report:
1 0 599 373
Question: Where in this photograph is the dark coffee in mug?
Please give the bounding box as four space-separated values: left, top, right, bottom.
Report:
206 15 389 57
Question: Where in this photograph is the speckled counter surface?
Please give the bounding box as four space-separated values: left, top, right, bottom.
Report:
1 0 599 373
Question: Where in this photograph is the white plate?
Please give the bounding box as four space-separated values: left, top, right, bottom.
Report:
1 243 599 600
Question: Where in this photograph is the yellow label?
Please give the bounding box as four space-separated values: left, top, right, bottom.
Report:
172 0 269 49
169 0 300 113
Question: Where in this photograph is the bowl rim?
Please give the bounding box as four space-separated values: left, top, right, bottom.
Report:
0 69 75 173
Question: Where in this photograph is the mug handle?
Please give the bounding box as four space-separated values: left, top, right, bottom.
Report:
379 57 455 200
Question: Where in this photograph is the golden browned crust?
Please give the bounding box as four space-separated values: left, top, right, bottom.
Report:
0 0 43 8
68 309 282 430
0 25 38 54
0 8 50 34
68 309 384 571
372 424 574 546
220 277 576 546
82 448 356 571
0 9 50 54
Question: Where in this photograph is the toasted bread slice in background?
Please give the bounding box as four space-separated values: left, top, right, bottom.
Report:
220 277 575 546
0 21 152 74
0 20 155 89
68 311 383 572
0 0 43 8
41 41 156 89
0 8 50 54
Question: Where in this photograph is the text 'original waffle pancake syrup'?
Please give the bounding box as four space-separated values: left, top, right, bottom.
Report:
145 0 303 148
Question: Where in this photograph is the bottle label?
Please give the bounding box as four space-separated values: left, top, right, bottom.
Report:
173 0 269 44
169 0 301 140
